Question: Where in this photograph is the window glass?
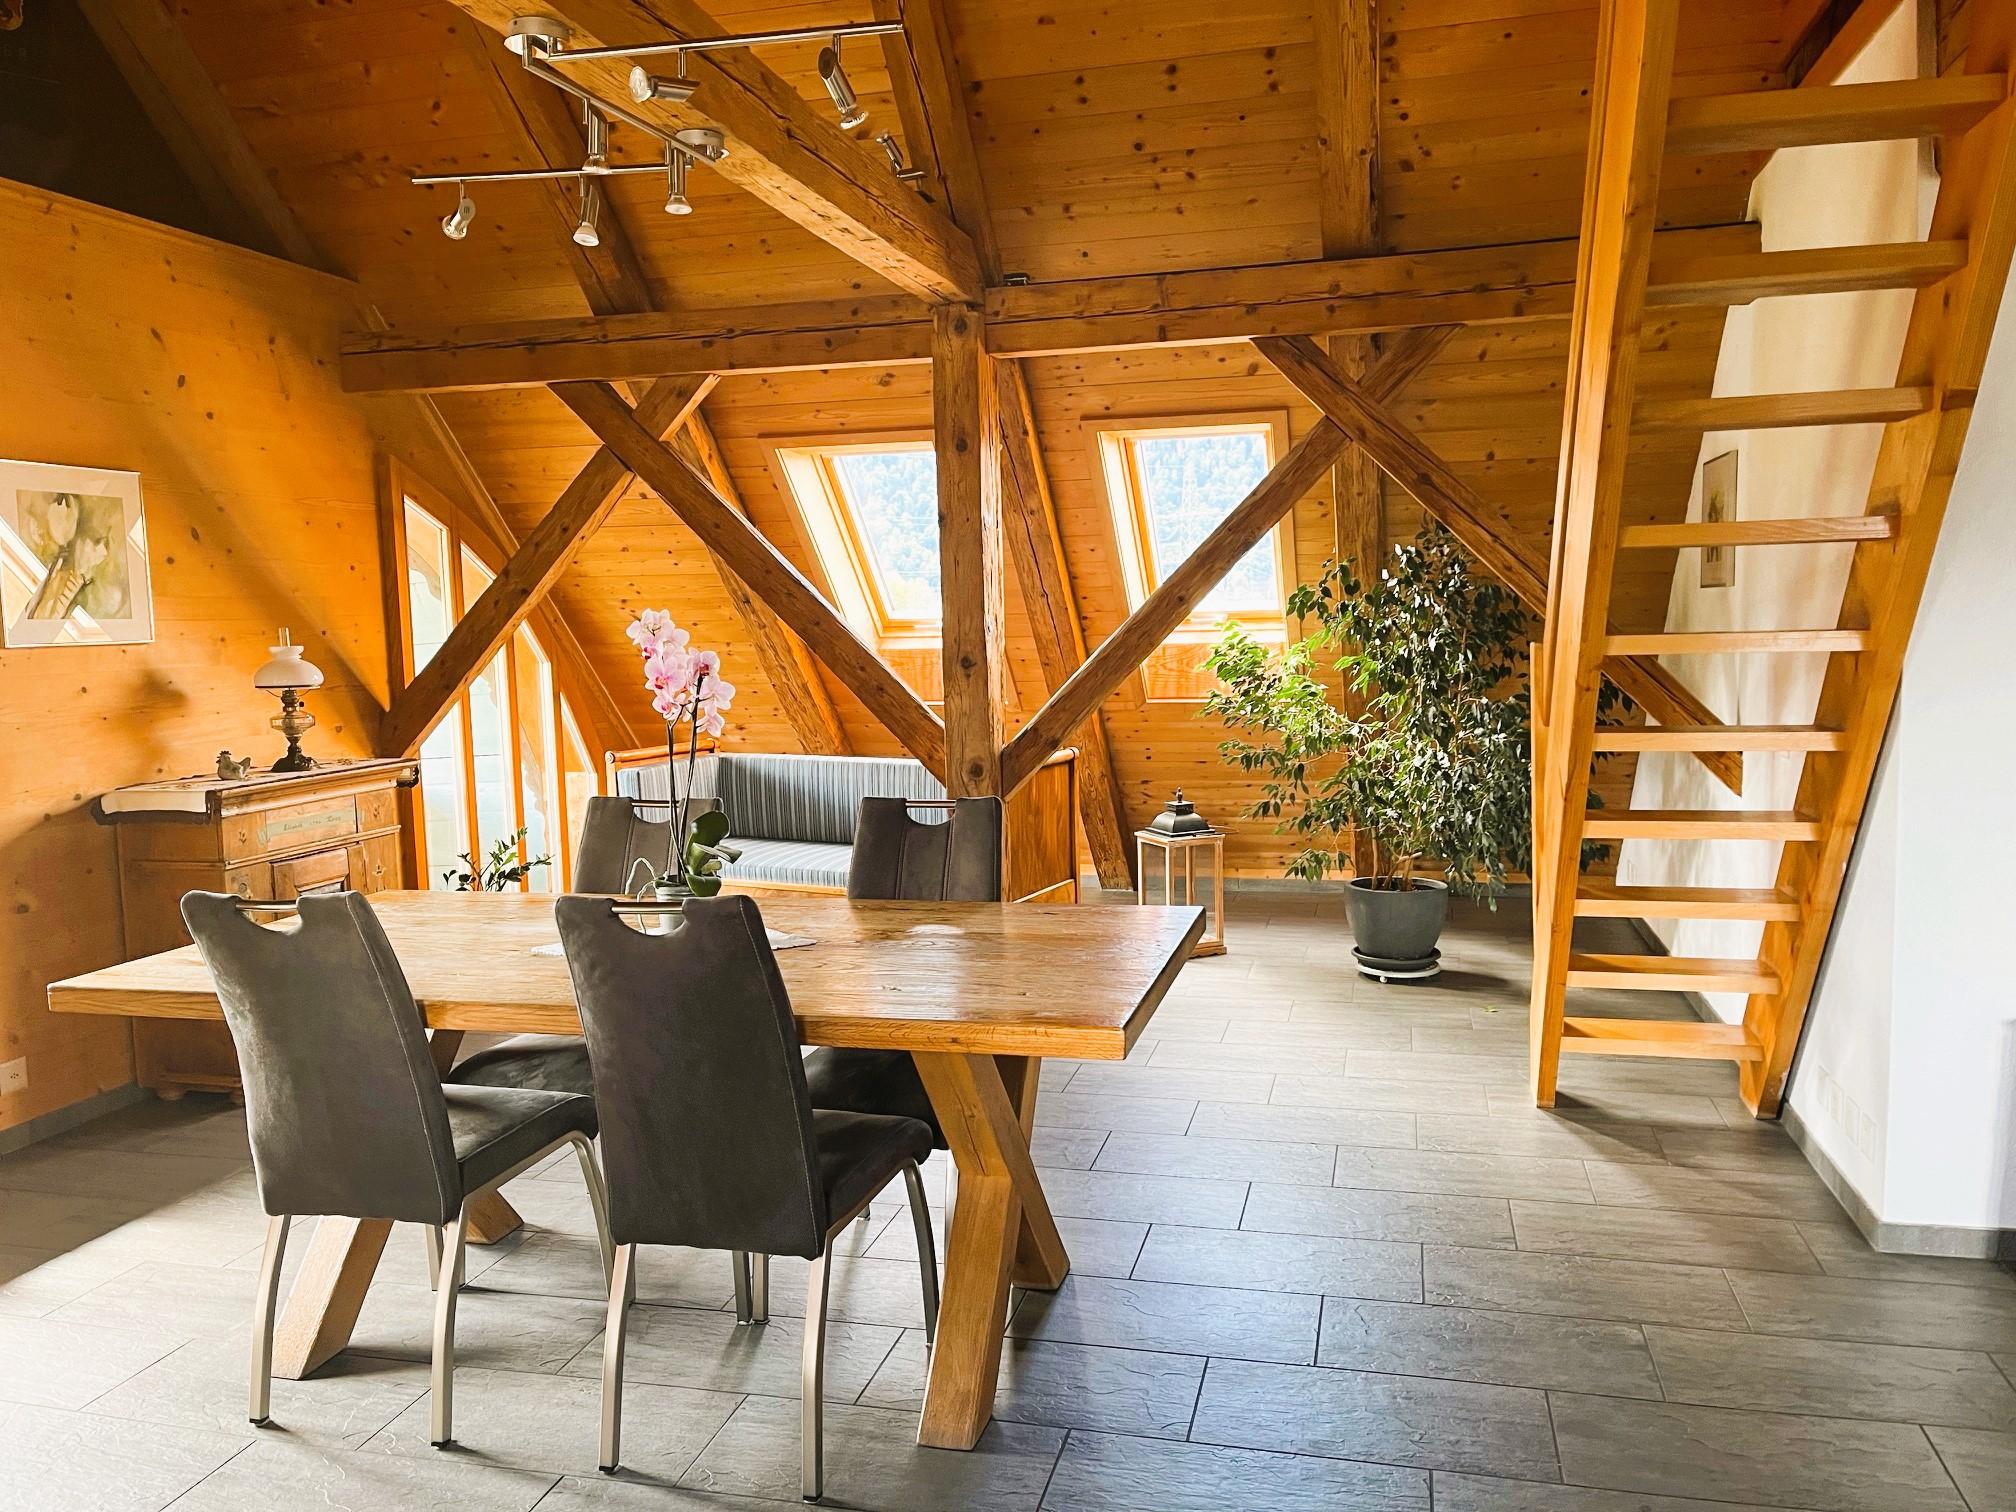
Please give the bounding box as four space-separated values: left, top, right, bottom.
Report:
417 717 468 890
460 548 515 878
514 625 560 892
829 448 940 623
404 501 454 670
1131 429 1277 612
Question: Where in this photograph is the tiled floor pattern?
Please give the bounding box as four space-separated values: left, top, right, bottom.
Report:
3 892 2013 1510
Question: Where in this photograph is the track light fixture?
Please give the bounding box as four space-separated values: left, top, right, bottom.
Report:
582 104 610 170
875 131 926 185
629 56 696 104
663 147 692 215
440 183 475 240
818 39 866 130
573 179 603 247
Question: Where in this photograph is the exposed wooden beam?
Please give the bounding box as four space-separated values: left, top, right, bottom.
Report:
552 381 948 775
1254 333 1744 796
1000 325 1451 795
934 306 1007 795
448 0 980 302
340 225 1774 392
459 20 656 318
381 376 715 758
873 0 1000 281
998 363 1133 888
1789 0 1912 87
1667 75 2005 156
677 416 850 756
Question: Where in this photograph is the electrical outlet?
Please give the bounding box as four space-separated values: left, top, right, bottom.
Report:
0 1057 25 1095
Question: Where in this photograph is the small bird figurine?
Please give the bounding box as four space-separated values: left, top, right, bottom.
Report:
216 751 255 781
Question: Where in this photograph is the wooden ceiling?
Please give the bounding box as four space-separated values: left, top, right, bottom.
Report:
155 0 1835 868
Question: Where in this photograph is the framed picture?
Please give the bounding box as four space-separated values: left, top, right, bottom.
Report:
0 459 153 647
1699 449 1737 589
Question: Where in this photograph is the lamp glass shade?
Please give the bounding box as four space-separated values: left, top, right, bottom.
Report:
253 633 324 691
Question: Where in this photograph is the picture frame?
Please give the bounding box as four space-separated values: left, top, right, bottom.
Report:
0 458 153 647
1699 449 1738 590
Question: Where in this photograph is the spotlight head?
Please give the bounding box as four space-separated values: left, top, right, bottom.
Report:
504 14 570 57
440 186 475 241
629 63 697 105
582 106 609 170
573 180 602 247
818 44 866 130
663 150 693 215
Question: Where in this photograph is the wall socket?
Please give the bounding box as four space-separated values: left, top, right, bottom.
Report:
0 1057 25 1095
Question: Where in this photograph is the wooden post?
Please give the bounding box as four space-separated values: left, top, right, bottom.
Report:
934 304 1006 798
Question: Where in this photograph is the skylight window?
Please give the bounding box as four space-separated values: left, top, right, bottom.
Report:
1097 417 1290 625
828 448 940 624
773 439 941 640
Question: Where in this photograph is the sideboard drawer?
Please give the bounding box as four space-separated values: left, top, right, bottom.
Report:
272 846 354 898
221 796 359 861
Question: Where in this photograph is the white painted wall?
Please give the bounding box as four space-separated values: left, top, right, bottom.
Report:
1620 6 2016 1242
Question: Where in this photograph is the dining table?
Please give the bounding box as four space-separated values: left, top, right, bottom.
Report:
46 887 1203 1450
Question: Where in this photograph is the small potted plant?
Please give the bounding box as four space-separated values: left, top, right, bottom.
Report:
443 826 552 891
1205 525 1617 980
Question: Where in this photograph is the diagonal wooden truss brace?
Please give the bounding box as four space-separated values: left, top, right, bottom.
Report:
998 325 1453 795
381 375 716 757
552 380 949 777
1254 334 1744 796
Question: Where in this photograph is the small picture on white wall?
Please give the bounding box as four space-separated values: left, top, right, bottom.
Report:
0 459 153 647
1699 449 1737 590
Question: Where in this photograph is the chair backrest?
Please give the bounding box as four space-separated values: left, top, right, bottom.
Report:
554 893 829 1255
847 795 1004 902
179 891 459 1225
573 794 683 894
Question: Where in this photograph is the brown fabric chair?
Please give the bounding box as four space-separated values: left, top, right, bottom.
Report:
178 890 615 1448
554 893 937 1500
801 796 1005 1146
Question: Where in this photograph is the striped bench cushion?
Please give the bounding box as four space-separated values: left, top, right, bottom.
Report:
713 753 945 844
719 838 854 891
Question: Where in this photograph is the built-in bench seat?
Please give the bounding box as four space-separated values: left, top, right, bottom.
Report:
605 747 1080 901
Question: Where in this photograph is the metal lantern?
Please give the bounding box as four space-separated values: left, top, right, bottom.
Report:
1135 789 1226 958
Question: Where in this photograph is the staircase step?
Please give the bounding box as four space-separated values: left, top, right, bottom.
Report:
1635 386 1931 432
1566 954 1780 994
1582 809 1824 841
1594 724 1848 752
1618 515 1899 549
1575 882 1802 922
1666 74 2006 155
1647 241 1967 306
1559 1016 1767 1061
1602 629 1873 655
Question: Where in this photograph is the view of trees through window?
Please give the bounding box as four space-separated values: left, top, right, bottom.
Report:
831 448 941 623
1133 429 1277 612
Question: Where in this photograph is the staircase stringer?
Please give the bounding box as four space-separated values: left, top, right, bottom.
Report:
1743 26 2016 1115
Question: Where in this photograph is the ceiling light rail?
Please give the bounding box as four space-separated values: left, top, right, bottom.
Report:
415 13 911 241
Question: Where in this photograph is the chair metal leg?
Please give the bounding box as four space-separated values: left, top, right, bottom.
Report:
248 1213 289 1425
424 1223 443 1291
900 1162 940 1348
732 1250 752 1324
750 1252 769 1324
569 1135 617 1292
598 1243 634 1473
802 1248 832 1502
429 1207 469 1446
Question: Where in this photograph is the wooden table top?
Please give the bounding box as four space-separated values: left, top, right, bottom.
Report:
47 890 1205 1060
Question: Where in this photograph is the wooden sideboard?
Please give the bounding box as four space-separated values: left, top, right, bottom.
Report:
94 757 418 1098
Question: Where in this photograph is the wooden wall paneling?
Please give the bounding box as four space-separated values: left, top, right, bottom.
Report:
552 380 949 775
446 0 982 302
934 306 1008 795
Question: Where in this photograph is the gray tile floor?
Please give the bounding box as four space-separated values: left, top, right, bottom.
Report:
4 891 2014 1511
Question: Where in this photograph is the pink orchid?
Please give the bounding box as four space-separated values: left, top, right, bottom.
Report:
629 610 732 739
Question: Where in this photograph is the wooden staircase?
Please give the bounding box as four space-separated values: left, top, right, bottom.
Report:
1529 2 2016 1116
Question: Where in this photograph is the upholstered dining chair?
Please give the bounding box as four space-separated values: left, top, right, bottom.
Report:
801 795 1005 1147
179 890 615 1449
554 893 938 1502
446 793 709 1100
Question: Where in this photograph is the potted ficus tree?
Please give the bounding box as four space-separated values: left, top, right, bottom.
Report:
1205 524 1615 979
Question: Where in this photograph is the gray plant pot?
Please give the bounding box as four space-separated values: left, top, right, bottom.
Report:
1344 877 1449 966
